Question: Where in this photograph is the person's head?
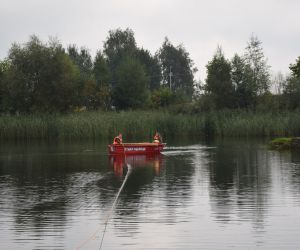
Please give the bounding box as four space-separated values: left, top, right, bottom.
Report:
118 133 122 138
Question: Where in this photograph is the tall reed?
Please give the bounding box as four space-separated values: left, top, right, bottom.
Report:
0 110 299 141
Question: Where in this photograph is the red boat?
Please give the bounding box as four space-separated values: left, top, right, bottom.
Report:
108 142 166 155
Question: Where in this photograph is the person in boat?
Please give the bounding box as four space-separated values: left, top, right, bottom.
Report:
113 133 123 144
153 132 162 143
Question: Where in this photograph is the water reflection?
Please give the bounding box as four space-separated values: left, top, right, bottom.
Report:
207 140 271 226
291 149 300 164
109 154 163 177
1 140 300 249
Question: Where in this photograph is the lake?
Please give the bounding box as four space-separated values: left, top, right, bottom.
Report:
1 138 300 249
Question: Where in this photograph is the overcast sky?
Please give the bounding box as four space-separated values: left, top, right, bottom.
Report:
1 0 300 80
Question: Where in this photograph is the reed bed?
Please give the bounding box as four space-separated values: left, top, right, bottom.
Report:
0 110 300 141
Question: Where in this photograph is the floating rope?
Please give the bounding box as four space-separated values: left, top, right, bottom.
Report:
76 162 132 250
99 162 132 250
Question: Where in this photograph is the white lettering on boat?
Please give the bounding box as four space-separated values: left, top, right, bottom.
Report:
125 147 146 151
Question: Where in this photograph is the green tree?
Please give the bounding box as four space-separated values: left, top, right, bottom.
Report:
3 35 80 113
157 38 196 99
82 78 111 110
0 60 10 111
67 45 93 106
113 57 149 109
94 51 111 86
205 47 234 109
231 54 256 108
283 76 300 109
289 56 300 78
103 28 137 85
67 45 93 78
88 51 112 109
103 28 163 108
47 47 80 112
283 56 300 109
137 48 162 90
151 86 173 108
244 35 271 94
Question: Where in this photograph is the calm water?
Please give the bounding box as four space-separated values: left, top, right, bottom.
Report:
1 139 300 249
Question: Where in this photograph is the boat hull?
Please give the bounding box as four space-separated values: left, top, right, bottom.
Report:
109 154 163 176
108 143 166 155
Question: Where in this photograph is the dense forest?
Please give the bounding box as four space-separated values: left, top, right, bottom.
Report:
0 28 300 114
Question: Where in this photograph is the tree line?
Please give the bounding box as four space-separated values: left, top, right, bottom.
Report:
0 28 300 114
0 28 195 113
201 36 300 112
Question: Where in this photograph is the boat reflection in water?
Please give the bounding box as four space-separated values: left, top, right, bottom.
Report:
109 154 163 177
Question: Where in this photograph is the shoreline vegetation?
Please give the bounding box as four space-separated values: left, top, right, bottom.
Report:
1 29 300 142
269 137 300 150
0 110 300 141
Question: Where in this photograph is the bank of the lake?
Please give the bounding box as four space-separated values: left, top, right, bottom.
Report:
269 137 300 150
0 110 300 140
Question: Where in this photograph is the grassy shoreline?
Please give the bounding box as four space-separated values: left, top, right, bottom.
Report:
0 110 300 141
269 137 300 150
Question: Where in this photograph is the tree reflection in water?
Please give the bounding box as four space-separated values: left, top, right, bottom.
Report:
1 140 300 249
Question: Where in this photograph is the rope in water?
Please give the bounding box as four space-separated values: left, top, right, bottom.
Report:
76 162 132 250
99 162 132 250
